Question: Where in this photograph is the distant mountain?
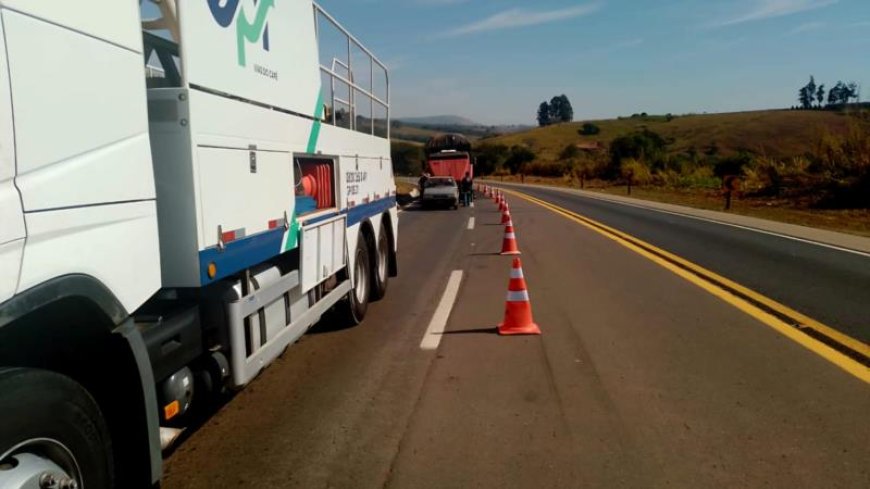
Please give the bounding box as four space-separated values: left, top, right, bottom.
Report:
396 115 481 127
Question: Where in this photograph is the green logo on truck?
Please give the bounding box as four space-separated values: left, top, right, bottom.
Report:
207 0 275 67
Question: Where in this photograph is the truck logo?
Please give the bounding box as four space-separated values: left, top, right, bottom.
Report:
207 0 274 67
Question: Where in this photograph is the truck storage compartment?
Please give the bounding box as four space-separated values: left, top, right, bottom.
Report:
295 156 336 215
300 215 347 292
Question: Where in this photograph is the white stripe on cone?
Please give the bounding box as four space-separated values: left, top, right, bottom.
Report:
510 268 524 279
504 233 516 239
506 290 530 302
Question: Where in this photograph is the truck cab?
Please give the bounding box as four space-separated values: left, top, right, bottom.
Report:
0 15 24 305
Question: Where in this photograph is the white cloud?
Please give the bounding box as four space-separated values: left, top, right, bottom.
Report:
789 21 826 34
712 0 838 28
442 3 601 37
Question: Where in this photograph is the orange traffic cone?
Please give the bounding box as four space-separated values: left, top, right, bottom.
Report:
501 208 512 224
500 222 521 255
499 198 507 212
499 258 541 335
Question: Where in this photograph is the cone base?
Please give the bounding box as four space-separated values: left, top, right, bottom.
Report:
498 322 541 335
500 250 521 256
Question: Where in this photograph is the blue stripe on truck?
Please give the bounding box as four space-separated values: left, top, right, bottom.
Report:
198 197 397 285
347 197 396 226
199 228 285 285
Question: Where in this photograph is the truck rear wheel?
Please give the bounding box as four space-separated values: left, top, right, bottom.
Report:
0 368 113 489
370 222 390 301
339 235 371 325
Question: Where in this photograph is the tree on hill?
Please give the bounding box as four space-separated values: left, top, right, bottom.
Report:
816 84 826 108
828 83 842 105
505 146 536 174
827 81 859 106
537 102 551 127
549 95 574 123
537 95 574 126
798 76 817 109
847 82 859 103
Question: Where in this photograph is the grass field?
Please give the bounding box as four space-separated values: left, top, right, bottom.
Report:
487 175 870 237
481 109 869 163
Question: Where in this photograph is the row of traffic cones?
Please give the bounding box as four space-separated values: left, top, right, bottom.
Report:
478 185 540 336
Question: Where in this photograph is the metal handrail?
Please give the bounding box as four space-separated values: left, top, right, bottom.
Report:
314 2 389 139
313 2 389 73
320 67 389 108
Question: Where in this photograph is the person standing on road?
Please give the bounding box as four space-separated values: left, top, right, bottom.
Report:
460 172 473 207
419 172 430 198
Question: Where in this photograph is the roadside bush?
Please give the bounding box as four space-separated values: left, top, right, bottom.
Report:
620 158 653 186
655 166 718 189
579 123 601 135
559 144 580 160
475 144 510 175
608 129 668 177
505 146 536 175
525 161 568 177
809 124 870 207
390 142 424 176
713 152 753 178
742 156 815 197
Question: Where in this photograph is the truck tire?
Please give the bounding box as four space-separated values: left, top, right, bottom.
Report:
0 368 113 489
370 222 390 301
339 235 371 325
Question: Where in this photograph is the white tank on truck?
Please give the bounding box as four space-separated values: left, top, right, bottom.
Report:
0 1 397 487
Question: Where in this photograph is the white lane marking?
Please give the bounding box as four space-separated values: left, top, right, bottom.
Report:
420 271 464 351
503 182 870 260
467 217 475 230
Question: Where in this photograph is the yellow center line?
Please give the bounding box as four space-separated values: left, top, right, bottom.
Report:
503 188 870 385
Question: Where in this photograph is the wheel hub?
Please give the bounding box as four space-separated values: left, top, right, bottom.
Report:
378 236 388 282
354 250 368 302
0 440 81 489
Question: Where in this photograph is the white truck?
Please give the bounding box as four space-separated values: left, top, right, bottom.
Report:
0 1 397 487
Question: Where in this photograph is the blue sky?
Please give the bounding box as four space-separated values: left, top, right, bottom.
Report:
316 0 870 124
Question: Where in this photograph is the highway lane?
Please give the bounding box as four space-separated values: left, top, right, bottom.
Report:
161 204 475 489
495 183 870 344
390 194 869 488
162 193 870 489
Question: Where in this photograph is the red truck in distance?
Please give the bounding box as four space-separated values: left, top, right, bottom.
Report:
425 134 473 181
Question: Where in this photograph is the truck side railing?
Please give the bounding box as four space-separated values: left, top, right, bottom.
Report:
143 31 181 87
314 2 390 139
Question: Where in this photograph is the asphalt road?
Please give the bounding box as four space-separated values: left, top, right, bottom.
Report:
499 183 870 344
162 192 870 489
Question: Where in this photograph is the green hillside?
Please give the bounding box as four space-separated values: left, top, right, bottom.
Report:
482 109 868 163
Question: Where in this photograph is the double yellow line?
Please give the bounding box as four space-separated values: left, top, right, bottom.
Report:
505 188 870 384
